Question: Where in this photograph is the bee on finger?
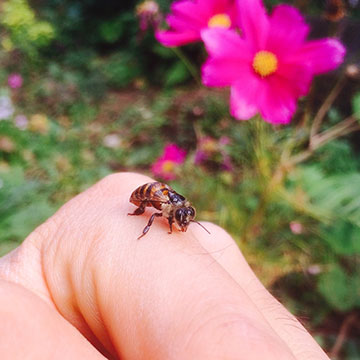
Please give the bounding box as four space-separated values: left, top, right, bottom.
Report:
128 182 210 239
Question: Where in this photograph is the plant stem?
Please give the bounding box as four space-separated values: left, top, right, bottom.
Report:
243 114 360 241
243 117 275 241
309 75 346 144
312 116 359 147
329 313 358 359
171 47 202 86
290 116 360 165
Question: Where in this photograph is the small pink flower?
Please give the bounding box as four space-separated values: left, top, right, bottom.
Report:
194 150 208 164
194 136 233 170
307 264 322 275
201 0 346 124
219 136 230 146
194 136 217 164
8 73 23 89
14 115 28 130
151 143 186 180
156 0 237 47
136 1 161 32
221 154 233 171
290 221 303 235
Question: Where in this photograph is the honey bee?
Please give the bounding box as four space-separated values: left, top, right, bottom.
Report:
128 182 210 239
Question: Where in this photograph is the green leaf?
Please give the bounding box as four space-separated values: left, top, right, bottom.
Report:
322 221 360 255
99 18 124 43
286 166 360 227
152 44 175 59
352 92 360 121
2 200 56 241
164 61 190 87
102 52 141 88
318 266 358 312
350 274 360 307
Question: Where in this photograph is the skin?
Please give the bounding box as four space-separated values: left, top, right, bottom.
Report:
0 172 330 360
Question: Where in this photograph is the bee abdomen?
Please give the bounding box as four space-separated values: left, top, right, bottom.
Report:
130 182 161 202
130 183 148 202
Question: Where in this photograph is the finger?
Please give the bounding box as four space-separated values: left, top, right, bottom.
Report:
192 223 330 360
0 280 107 360
1 173 295 360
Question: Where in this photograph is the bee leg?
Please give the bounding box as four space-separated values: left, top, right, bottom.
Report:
168 216 173 234
138 212 162 239
128 202 147 216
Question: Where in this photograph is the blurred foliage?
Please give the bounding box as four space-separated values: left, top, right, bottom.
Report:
1 0 360 358
1 0 54 56
353 91 360 120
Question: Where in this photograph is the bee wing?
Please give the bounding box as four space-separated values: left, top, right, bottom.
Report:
147 187 171 203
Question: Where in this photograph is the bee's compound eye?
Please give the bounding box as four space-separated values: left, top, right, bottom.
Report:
187 207 195 217
175 209 183 221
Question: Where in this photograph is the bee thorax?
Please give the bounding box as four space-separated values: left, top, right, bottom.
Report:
161 203 173 218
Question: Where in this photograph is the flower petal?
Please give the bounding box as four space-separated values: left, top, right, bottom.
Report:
237 0 269 51
290 38 346 74
166 14 201 31
277 62 313 97
230 76 262 120
201 29 253 87
164 144 186 162
267 5 310 57
198 0 230 14
202 57 249 87
155 29 199 47
259 77 297 125
171 0 208 26
201 28 252 59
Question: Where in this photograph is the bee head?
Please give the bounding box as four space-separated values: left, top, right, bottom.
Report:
174 206 195 232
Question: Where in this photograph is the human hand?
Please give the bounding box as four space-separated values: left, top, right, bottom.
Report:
0 173 329 359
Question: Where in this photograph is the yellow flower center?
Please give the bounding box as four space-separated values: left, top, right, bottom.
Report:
202 139 217 152
252 51 278 77
208 14 231 29
162 160 175 173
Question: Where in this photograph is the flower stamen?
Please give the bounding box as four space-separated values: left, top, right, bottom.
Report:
208 14 231 29
162 160 175 173
252 51 278 77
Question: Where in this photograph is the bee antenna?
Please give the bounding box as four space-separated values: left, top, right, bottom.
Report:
191 220 210 234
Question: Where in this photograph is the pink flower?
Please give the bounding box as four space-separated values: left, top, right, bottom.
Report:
201 0 346 124
156 0 237 47
290 221 303 234
14 115 28 130
8 73 23 89
194 136 233 171
194 136 218 164
136 1 161 32
151 143 186 180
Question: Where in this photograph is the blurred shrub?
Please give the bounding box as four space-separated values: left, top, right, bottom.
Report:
353 91 360 120
26 0 195 88
101 52 142 88
0 0 55 56
318 264 360 312
0 167 56 247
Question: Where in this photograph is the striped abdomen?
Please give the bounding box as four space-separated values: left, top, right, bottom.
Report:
129 182 170 210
